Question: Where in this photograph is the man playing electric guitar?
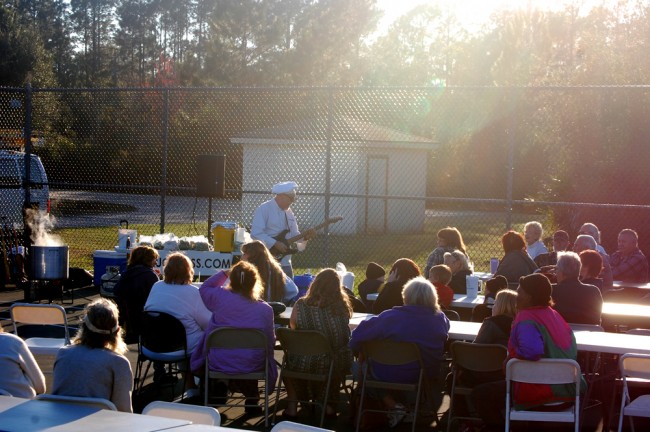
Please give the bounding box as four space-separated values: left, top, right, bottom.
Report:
251 181 315 278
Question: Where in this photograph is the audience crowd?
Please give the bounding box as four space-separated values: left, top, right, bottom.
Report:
2 221 648 430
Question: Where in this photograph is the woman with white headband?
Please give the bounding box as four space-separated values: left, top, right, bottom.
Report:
52 298 133 412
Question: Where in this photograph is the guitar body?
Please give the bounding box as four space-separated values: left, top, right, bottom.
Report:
270 230 298 260
268 216 343 261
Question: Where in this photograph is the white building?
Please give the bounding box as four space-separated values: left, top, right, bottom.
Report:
231 116 437 235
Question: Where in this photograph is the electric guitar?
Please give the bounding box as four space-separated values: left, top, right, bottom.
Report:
270 216 343 260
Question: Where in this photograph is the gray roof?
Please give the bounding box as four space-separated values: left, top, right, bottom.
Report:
230 116 436 150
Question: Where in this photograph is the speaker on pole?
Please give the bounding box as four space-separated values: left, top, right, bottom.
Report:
196 154 226 198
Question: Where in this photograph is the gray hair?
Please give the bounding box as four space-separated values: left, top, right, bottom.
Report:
580 223 601 243
524 221 543 238
574 234 597 253
402 276 440 312
556 251 582 279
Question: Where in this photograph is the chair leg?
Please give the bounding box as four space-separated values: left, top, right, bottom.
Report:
264 377 269 429
355 368 369 432
272 370 283 425
411 380 422 432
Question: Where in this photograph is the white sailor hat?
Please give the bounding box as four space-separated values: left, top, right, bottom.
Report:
271 181 298 195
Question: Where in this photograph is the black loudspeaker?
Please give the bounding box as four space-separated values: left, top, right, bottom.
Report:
196 154 226 198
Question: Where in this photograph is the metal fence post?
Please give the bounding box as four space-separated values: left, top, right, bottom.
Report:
506 89 516 231
323 88 334 267
160 88 170 234
23 83 32 248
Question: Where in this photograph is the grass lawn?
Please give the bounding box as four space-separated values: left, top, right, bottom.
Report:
56 212 548 294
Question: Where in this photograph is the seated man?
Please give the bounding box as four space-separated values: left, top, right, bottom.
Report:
552 252 603 325
579 222 608 256
611 229 648 283
534 230 570 268
574 234 613 290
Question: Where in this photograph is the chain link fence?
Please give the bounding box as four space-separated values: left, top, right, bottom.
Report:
2 85 650 286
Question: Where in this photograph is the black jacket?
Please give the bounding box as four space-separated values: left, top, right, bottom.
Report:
114 265 159 342
552 278 603 325
495 250 538 283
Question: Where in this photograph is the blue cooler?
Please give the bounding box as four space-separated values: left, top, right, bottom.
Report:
93 250 128 286
292 273 315 301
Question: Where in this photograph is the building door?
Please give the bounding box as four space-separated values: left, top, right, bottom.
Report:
365 156 388 234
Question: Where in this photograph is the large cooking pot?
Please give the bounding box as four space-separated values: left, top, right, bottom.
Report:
31 246 69 280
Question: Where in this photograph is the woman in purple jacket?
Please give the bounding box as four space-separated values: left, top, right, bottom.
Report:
190 261 277 412
350 277 449 426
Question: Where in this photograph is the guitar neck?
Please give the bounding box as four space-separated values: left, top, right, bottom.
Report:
284 220 337 244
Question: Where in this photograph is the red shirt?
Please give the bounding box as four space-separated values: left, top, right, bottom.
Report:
432 282 454 309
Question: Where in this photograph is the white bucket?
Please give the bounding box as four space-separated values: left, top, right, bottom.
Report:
118 229 137 249
466 275 479 298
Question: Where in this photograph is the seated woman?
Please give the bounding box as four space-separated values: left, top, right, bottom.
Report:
145 253 211 391
495 231 538 283
474 289 518 347
241 240 298 304
423 227 469 277
144 253 211 354
351 277 449 426
191 261 277 412
0 325 45 397
579 250 604 291
113 245 160 343
443 250 474 295
472 273 584 431
53 298 133 412
282 268 353 419
372 258 421 315
471 275 508 322
524 221 548 260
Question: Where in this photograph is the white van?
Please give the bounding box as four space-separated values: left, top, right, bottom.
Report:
0 150 50 228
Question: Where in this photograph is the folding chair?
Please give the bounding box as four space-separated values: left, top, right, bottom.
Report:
442 309 460 321
446 341 507 432
203 327 271 428
617 353 650 432
271 420 335 431
36 394 117 410
273 328 335 427
142 400 220 426
10 303 71 356
355 340 425 432
505 358 581 432
133 311 189 399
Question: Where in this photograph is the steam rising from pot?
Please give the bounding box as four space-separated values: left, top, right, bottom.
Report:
25 208 64 246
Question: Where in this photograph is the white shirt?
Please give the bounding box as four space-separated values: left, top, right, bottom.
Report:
144 281 212 353
527 240 548 260
251 198 300 267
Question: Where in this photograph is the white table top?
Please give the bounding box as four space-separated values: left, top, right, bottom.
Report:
165 425 250 431
602 302 650 317
446 321 650 356
612 280 650 290
0 396 190 432
282 304 650 356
